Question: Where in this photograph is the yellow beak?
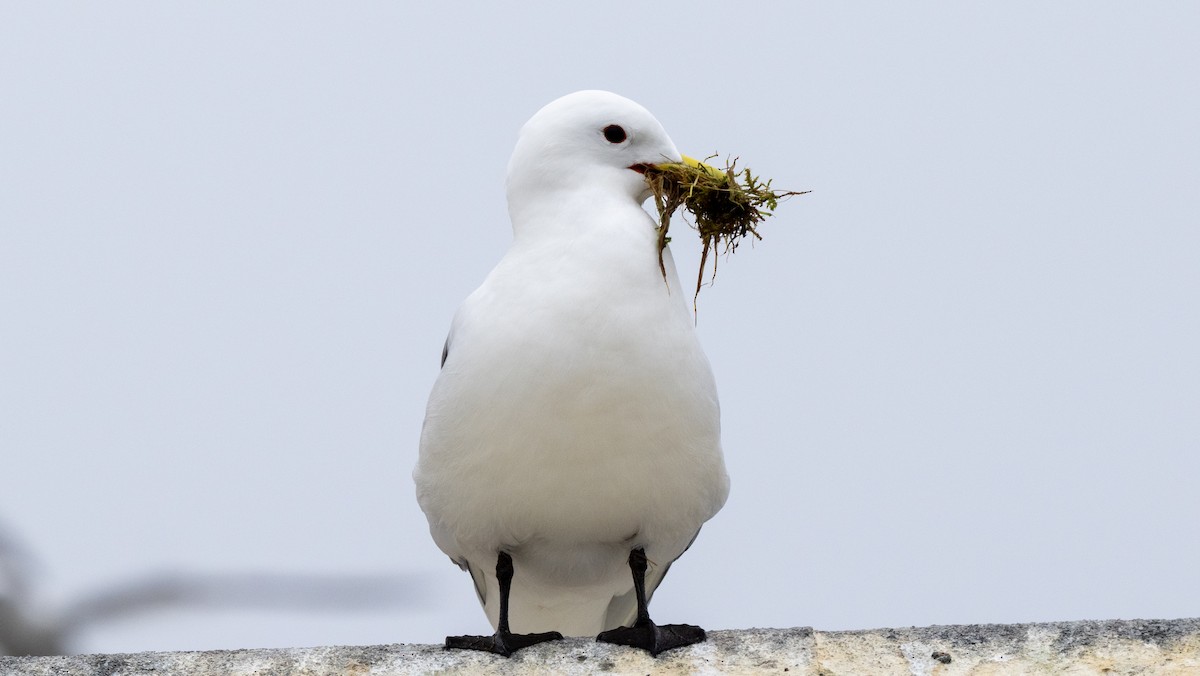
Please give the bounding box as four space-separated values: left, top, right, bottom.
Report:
680 154 728 180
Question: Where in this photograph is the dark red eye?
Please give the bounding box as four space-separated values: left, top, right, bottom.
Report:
603 125 627 143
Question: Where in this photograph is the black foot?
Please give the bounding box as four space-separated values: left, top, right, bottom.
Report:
445 629 563 657
597 620 706 656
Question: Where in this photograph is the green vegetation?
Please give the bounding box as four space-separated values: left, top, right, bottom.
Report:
644 156 807 307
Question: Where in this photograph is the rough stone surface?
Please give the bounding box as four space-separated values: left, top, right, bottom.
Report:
815 618 1200 675
1 619 1196 675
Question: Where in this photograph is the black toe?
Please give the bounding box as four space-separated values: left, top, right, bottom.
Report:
503 630 565 653
446 629 563 657
597 620 706 656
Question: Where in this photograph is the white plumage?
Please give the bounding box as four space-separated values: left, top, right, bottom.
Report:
414 90 729 638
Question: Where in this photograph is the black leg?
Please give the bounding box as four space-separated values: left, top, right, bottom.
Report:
445 552 563 657
595 548 707 656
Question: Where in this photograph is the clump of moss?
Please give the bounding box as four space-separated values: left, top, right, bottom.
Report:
644 156 806 307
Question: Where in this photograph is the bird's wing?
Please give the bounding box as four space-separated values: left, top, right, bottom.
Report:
465 559 488 606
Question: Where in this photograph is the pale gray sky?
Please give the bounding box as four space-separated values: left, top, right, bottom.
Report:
2 1 1198 654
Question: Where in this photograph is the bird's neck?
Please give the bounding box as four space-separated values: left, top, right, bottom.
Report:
506 186 652 244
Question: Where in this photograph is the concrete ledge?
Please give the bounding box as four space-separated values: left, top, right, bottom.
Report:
2 618 1197 675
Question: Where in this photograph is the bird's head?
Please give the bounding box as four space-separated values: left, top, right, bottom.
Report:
506 90 683 208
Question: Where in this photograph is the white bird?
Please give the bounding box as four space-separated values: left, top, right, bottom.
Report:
414 90 730 657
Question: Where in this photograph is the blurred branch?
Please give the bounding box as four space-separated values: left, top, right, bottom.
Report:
61 571 430 630
1 520 429 656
